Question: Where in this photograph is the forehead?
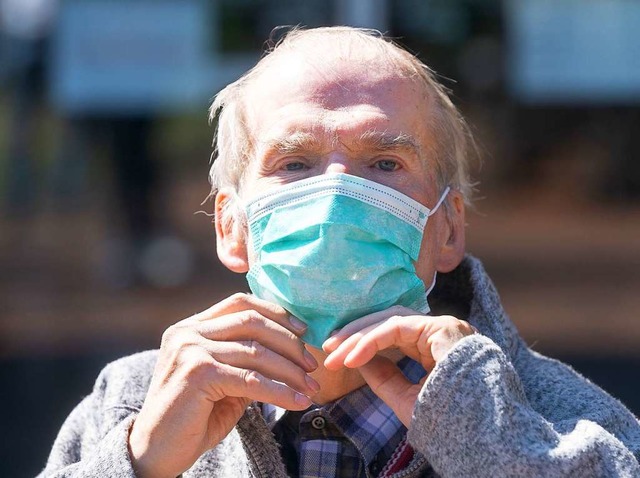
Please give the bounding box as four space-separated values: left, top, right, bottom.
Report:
242 52 434 144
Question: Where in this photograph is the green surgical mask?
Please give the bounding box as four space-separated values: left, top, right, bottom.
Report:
245 173 448 348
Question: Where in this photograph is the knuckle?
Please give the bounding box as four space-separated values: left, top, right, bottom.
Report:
160 328 172 347
264 300 286 317
160 325 179 349
191 358 214 377
437 315 458 328
242 369 263 388
244 340 265 359
238 310 262 328
161 321 197 350
462 321 476 334
227 292 249 308
183 349 215 380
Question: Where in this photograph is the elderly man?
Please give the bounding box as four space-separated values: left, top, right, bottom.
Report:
39 27 640 478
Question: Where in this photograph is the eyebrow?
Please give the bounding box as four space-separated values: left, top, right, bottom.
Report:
354 130 421 155
262 129 421 157
264 132 321 155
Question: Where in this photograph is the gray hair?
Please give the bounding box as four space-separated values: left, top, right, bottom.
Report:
208 26 475 218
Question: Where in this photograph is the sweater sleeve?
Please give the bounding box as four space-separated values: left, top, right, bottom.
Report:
36 360 146 477
407 334 640 477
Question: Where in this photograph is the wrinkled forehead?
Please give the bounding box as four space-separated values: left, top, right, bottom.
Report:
241 48 435 142
254 45 424 97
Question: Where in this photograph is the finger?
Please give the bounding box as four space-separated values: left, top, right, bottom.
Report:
323 320 383 370
344 316 475 368
193 293 307 337
212 361 313 410
201 339 320 395
197 311 317 372
322 306 416 353
357 355 418 427
325 316 430 371
343 317 428 368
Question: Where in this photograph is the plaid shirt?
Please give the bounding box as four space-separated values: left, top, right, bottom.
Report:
263 357 426 478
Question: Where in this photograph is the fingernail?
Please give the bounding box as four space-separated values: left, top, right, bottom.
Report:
322 339 335 353
289 315 307 333
295 392 312 406
304 349 318 370
324 335 336 345
344 351 357 367
322 332 340 352
305 374 320 393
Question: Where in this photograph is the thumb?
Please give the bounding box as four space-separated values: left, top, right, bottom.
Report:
206 396 251 448
358 356 418 427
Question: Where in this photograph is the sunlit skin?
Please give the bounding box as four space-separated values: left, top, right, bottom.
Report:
128 52 474 478
219 54 470 403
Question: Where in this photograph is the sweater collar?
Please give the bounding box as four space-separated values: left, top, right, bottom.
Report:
430 254 520 358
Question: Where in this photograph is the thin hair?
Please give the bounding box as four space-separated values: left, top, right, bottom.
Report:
207 26 477 220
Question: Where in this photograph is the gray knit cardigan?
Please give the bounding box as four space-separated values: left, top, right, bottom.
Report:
38 256 640 477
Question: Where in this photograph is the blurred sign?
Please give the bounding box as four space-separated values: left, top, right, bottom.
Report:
507 0 640 104
51 0 213 115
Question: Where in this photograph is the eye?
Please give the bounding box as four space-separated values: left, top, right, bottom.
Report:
283 161 306 171
374 159 399 172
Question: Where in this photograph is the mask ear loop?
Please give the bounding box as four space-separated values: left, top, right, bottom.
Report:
423 186 450 310
413 270 438 317
425 270 438 296
427 186 450 216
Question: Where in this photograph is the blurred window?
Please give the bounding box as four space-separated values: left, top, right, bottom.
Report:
216 0 333 54
507 0 640 104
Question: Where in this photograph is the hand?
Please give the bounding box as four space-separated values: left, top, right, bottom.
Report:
128 293 319 478
322 306 476 427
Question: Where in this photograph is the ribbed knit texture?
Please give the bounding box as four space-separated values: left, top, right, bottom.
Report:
38 256 640 477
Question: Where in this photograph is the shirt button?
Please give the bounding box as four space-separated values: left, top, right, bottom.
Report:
311 416 326 430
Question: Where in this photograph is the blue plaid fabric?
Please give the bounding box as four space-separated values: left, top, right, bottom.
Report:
263 357 426 477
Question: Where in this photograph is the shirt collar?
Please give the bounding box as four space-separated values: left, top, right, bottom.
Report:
262 357 426 465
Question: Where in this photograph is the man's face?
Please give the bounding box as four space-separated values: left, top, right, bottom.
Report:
226 55 464 286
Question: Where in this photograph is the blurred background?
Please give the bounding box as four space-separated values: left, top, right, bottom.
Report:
1 0 640 475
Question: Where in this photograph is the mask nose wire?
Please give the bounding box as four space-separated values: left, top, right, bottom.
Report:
427 186 451 217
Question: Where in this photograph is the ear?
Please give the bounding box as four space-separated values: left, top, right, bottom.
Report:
435 191 466 273
214 188 249 273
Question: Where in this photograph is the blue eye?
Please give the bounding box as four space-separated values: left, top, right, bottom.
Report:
283 162 306 171
375 159 399 172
